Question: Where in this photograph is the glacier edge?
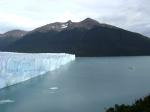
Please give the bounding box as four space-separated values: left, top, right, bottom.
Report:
0 52 75 89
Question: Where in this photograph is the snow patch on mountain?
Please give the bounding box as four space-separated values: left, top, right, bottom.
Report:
61 24 68 29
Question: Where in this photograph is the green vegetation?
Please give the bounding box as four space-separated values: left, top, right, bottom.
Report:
106 94 150 112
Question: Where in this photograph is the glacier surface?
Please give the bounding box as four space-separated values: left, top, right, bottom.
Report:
0 52 75 89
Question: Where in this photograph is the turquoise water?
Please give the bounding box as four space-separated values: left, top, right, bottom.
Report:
0 57 150 112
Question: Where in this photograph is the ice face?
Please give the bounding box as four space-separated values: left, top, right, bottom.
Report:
0 52 75 89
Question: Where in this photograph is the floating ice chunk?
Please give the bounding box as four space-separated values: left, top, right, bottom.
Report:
0 52 75 89
0 99 14 104
49 87 58 90
49 86 59 93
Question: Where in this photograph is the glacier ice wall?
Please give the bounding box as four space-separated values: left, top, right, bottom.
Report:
0 52 75 89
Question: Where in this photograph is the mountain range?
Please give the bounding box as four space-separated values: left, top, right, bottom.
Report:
0 18 150 57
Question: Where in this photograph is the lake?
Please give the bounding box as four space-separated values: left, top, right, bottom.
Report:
0 57 150 112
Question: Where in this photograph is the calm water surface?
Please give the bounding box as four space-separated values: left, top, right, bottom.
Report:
0 57 150 112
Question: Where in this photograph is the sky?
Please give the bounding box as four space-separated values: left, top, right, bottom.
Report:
0 0 150 37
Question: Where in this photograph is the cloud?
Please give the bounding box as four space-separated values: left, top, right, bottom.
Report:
0 0 149 37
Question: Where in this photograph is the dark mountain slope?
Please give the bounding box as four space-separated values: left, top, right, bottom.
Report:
0 30 28 49
3 18 150 56
80 27 150 56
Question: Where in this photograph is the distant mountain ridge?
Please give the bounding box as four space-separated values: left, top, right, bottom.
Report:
1 18 150 56
30 18 117 33
0 30 28 49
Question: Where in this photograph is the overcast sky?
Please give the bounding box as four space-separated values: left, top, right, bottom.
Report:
0 0 150 36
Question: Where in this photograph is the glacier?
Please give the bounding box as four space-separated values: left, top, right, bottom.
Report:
0 52 75 89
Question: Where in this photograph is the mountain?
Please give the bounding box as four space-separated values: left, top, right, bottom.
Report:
2 18 150 56
0 30 28 49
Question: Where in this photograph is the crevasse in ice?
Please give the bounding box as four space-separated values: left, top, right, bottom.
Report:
0 52 75 89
